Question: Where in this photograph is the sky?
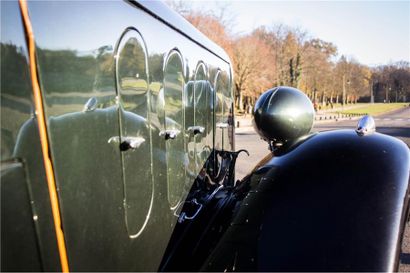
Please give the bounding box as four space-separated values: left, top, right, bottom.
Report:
186 0 410 66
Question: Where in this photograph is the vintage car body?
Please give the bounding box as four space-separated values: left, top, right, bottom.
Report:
1 0 409 272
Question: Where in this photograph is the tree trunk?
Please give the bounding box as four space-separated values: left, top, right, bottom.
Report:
295 53 302 89
238 91 244 111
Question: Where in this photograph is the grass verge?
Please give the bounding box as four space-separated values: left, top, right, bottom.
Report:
337 103 409 116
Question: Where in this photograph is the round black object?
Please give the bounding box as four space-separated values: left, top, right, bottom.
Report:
252 86 315 143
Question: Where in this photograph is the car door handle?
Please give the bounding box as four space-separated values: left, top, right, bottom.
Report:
159 129 180 140
187 126 205 135
216 122 229 129
108 136 145 151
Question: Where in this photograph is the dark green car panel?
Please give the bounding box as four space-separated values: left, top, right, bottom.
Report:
2 0 233 271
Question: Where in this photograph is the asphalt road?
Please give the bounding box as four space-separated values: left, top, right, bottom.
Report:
234 106 410 271
235 106 410 179
313 106 410 145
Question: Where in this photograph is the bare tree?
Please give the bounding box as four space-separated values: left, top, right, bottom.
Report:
166 1 410 110
232 30 274 111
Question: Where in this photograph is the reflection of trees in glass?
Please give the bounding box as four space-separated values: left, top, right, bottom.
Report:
117 35 148 116
1 43 31 98
94 45 114 92
34 46 117 94
214 70 233 151
1 43 34 159
149 53 163 83
118 38 146 87
30 46 117 114
164 53 184 117
147 53 163 114
36 48 97 93
215 72 229 119
219 71 231 98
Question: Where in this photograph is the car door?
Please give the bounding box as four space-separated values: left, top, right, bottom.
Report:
115 28 153 238
214 70 233 151
162 50 187 209
193 63 213 172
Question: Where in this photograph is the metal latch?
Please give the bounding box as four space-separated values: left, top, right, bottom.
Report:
187 126 205 135
216 122 229 129
108 136 145 151
174 198 203 223
159 129 180 140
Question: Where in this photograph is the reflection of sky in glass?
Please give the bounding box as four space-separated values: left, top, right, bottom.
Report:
5 0 232 90
1 2 27 49
24 1 217 65
188 1 410 66
26 1 125 51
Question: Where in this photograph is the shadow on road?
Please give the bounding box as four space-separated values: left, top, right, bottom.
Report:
376 127 410 138
401 253 410 265
235 132 255 136
314 126 410 139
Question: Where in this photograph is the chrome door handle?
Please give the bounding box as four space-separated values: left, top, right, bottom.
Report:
216 122 229 129
159 129 180 140
108 136 145 151
187 126 205 135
